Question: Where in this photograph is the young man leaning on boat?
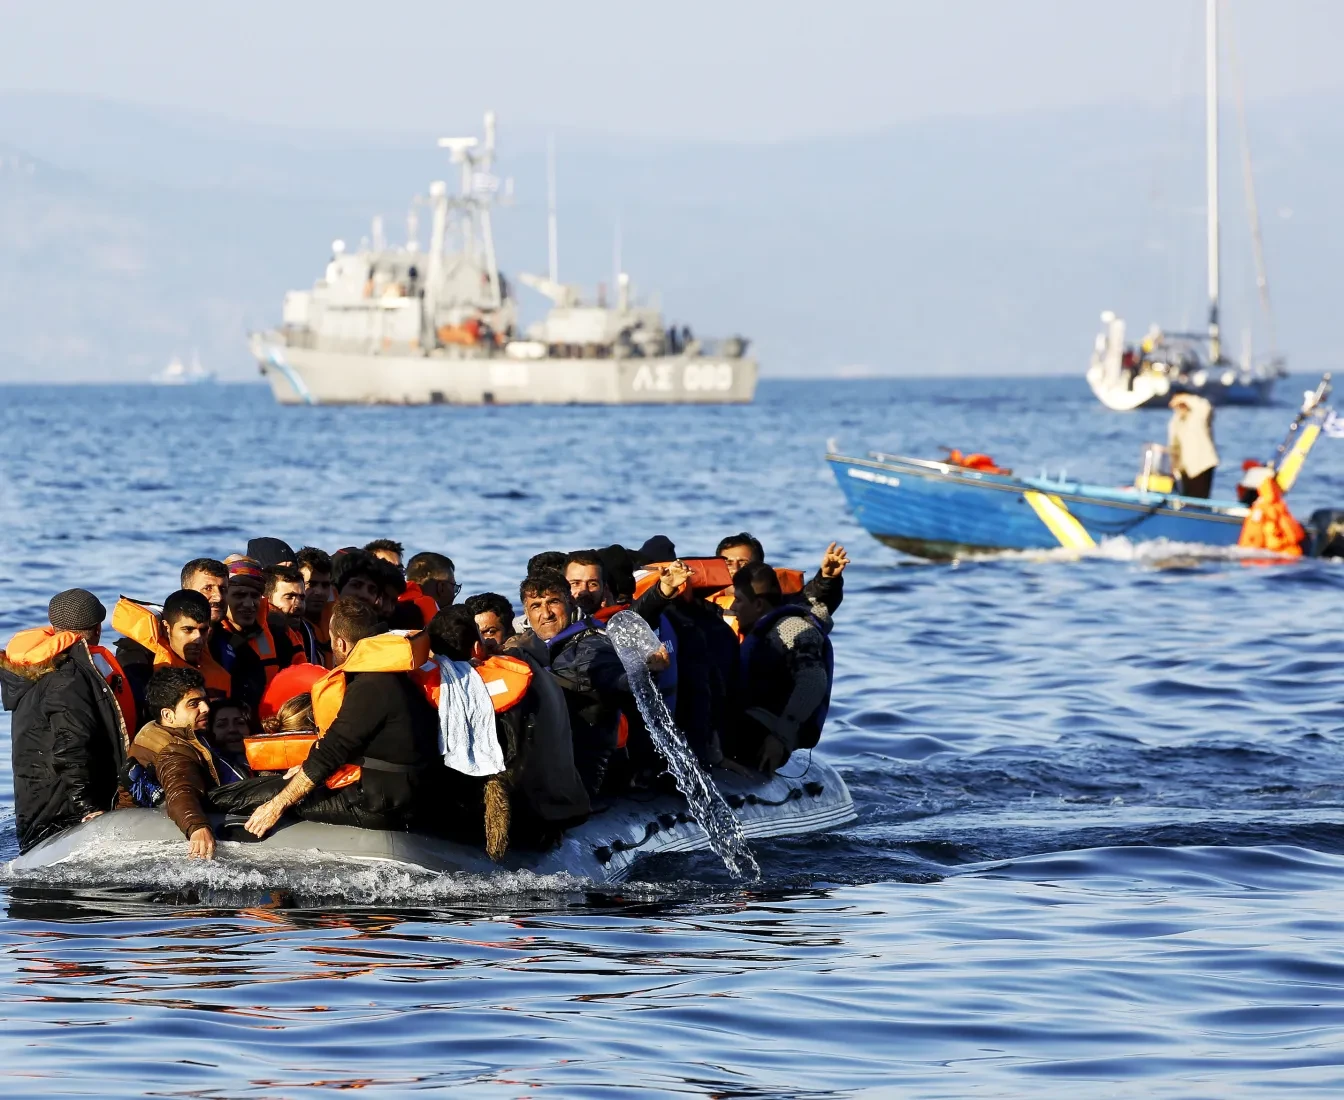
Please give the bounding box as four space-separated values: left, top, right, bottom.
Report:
127 666 222 860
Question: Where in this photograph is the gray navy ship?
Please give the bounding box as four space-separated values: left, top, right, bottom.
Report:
250 113 757 406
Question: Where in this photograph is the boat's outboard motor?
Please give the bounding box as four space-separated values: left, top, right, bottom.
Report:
1305 509 1344 558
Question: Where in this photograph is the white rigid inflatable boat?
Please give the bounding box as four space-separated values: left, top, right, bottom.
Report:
9 758 855 884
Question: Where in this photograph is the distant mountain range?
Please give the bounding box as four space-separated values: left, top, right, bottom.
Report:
1 90 1338 382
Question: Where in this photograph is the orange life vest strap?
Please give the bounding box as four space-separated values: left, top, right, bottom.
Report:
90 644 138 735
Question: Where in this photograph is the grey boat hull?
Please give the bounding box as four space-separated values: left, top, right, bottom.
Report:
251 334 758 407
9 759 854 884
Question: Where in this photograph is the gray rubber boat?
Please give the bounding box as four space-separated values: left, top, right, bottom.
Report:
9 759 855 884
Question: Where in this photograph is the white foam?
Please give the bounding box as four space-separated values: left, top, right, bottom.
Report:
964 536 1303 567
3 837 590 905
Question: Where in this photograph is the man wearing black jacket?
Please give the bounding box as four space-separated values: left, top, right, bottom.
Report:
518 569 632 798
0 589 129 852
232 598 440 837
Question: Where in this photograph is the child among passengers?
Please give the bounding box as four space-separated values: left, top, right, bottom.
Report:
205 698 254 783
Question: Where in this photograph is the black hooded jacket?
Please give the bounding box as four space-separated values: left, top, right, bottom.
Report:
1 640 129 853
539 621 631 797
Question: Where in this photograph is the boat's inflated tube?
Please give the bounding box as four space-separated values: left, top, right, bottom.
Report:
9 757 855 884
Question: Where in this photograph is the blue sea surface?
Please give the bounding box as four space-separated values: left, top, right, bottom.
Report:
2 377 1344 1097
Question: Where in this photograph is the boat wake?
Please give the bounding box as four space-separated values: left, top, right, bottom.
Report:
963 535 1303 567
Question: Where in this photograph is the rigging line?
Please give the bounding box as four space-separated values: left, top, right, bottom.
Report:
1225 2 1279 359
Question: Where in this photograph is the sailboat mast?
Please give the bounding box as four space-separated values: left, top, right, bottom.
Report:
1205 0 1222 362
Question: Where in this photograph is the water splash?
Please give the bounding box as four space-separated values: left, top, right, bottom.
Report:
605 610 760 880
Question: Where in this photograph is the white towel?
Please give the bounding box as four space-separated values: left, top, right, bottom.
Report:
436 657 506 777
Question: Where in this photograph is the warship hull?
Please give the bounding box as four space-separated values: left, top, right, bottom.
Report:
251 335 757 406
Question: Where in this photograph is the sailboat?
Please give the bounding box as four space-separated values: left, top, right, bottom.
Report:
1087 0 1286 412
152 351 216 385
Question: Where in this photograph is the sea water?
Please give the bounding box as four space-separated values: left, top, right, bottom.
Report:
3 377 1344 1096
605 609 760 880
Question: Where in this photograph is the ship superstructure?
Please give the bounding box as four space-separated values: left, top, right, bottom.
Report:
250 113 756 406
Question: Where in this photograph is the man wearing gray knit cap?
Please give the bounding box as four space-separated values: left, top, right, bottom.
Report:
48 589 108 638
1 588 129 852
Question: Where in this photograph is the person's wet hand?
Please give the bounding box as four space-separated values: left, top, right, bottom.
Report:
646 645 670 673
756 734 788 777
820 542 850 579
245 798 286 839
188 826 216 860
659 559 694 597
80 810 105 824
283 765 302 779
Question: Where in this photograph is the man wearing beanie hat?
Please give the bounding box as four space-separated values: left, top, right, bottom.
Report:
247 538 296 570
0 589 129 852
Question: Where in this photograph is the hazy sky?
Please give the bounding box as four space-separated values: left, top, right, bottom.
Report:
6 1 1344 140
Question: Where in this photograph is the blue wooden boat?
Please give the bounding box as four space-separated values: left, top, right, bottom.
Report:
829 379 1335 560
827 451 1248 559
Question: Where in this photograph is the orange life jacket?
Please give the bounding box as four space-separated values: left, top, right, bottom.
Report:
707 568 804 639
246 631 433 789
3 626 83 666
945 449 1011 475
111 597 233 698
1238 477 1306 556
89 644 138 734
412 653 533 715
4 629 133 752
398 582 440 629
633 557 733 600
221 600 298 684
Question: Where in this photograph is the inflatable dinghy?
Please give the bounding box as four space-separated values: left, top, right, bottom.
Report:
9 758 855 884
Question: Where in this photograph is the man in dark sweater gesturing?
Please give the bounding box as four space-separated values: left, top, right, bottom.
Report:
239 598 440 838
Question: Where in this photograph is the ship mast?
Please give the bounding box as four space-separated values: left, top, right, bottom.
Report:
547 133 559 284
1205 0 1222 363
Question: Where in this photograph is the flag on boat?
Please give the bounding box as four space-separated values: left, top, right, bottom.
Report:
1321 409 1344 439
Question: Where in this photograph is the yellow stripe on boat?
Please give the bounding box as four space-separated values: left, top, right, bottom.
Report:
1024 491 1097 549
1275 422 1321 492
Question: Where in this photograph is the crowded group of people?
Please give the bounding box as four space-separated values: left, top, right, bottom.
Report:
0 532 848 863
